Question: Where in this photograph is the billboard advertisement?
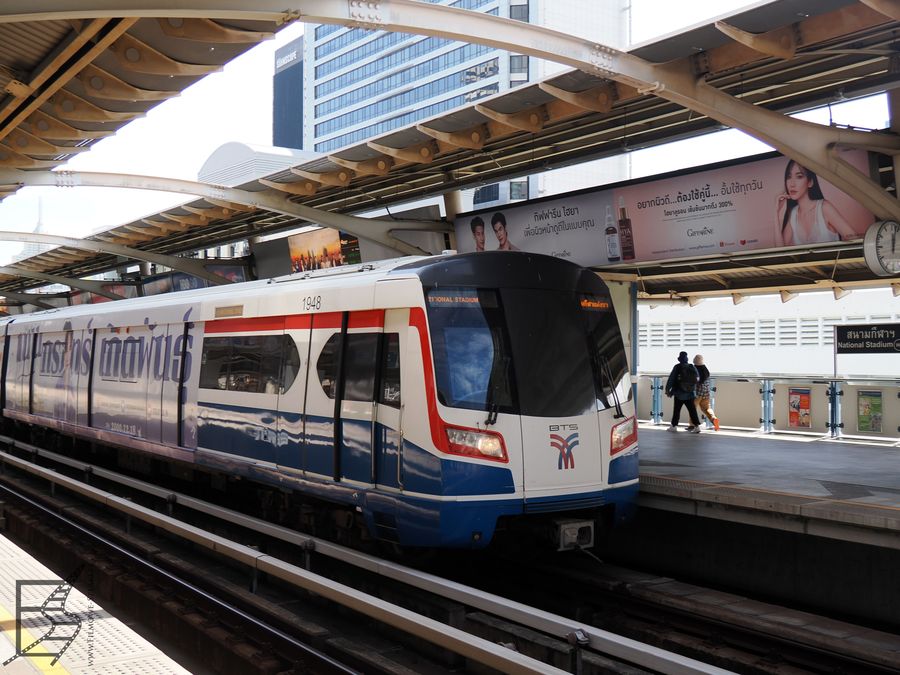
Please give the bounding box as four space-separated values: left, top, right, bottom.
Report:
288 228 361 272
455 150 874 266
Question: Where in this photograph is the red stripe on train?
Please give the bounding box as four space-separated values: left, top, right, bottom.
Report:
204 316 285 333
207 311 384 333
409 307 448 453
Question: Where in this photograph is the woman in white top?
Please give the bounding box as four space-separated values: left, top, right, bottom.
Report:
774 160 856 247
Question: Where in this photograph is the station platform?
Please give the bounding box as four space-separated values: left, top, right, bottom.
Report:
0 534 188 674
637 422 900 550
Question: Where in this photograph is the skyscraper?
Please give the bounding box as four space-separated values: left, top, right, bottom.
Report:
274 0 630 212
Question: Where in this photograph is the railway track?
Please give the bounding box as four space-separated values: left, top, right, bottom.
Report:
0 436 896 673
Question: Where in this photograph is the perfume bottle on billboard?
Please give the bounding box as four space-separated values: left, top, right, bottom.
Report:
618 196 636 261
604 205 621 262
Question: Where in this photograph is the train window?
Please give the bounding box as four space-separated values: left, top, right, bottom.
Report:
228 336 264 392
501 289 596 417
280 334 301 393
258 335 285 394
579 293 632 408
426 288 516 413
317 334 341 399
344 333 379 402
200 335 291 394
200 337 232 390
379 333 401 407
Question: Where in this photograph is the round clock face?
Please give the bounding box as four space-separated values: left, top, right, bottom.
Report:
864 220 900 276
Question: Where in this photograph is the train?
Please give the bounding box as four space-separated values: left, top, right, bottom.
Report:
0 251 638 550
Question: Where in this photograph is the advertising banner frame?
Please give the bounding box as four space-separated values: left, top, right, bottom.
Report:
857 390 883 433
788 387 811 429
454 149 875 268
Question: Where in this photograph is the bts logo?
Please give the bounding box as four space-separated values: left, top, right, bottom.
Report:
549 426 579 470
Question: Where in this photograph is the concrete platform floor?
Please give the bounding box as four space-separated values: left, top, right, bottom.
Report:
636 422 900 549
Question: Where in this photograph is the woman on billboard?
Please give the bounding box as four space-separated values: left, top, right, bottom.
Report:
775 160 856 246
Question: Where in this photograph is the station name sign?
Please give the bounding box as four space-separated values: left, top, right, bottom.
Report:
834 323 900 354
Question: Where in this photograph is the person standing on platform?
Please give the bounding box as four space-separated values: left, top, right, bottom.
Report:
664 351 702 433
693 354 720 431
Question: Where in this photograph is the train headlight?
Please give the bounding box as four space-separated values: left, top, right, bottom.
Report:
610 416 638 456
445 425 508 462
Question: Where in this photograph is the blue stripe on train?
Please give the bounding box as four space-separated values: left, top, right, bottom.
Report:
608 449 639 484
196 400 515 496
197 399 632 547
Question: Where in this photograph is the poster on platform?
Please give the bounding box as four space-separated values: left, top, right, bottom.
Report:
454 150 874 266
788 388 811 429
858 390 883 433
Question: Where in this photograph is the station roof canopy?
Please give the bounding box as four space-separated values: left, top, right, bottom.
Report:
0 0 898 303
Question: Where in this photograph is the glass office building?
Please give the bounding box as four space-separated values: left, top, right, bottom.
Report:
274 0 629 211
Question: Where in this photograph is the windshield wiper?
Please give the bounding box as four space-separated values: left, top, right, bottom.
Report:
598 353 625 419
485 402 499 426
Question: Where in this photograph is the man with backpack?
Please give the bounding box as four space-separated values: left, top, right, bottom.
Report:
664 351 702 433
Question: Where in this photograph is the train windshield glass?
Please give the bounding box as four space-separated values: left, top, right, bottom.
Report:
426 289 516 413
579 293 632 409
427 287 628 417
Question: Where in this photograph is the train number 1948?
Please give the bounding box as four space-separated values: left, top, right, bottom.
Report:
301 295 322 311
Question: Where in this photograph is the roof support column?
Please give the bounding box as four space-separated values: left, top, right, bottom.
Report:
442 189 463 250
890 62 900 208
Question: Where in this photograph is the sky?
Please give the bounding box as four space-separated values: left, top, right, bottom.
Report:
0 1 888 265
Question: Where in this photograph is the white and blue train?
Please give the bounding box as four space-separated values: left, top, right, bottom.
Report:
0 252 638 549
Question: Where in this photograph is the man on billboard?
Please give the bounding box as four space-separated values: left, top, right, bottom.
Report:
470 216 486 252
492 212 519 251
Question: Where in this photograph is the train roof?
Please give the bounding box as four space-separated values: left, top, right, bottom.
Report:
2 252 601 334
5 255 431 334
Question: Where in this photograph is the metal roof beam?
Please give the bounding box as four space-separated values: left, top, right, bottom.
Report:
0 266 127 299
2 1 897 220
0 289 56 309
0 169 447 255
0 230 228 285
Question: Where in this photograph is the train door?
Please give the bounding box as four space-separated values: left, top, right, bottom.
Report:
336 310 383 485
374 309 405 490
275 318 308 472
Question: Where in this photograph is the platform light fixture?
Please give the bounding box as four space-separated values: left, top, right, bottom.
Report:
688 296 702 307
732 293 745 305
779 290 798 303
833 286 850 300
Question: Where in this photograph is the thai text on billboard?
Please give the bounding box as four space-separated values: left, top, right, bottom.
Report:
454 150 874 266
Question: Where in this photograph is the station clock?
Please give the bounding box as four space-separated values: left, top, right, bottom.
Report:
863 220 900 277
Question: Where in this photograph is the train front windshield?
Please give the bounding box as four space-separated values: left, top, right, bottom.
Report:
426 287 631 417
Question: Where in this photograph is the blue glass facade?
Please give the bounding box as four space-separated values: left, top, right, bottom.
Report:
315 59 499 136
314 84 499 153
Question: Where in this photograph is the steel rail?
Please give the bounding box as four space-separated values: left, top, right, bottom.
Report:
0 481 356 674
0 439 731 675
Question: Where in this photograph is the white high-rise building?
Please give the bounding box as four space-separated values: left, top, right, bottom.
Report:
273 0 631 212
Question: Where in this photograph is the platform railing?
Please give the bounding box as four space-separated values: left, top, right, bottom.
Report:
637 374 899 441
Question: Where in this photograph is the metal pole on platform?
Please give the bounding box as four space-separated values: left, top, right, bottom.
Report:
651 376 663 424
828 381 844 438
759 379 775 433
759 379 767 433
